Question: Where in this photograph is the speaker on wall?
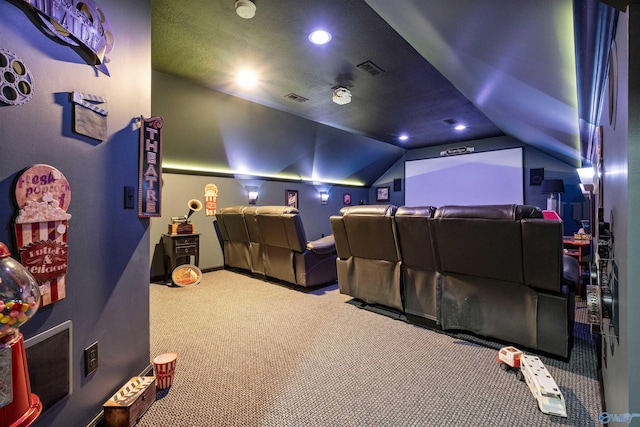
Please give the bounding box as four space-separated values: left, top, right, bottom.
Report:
393 178 402 192
530 168 544 186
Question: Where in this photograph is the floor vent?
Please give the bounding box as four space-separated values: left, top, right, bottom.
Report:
284 93 309 103
357 60 385 76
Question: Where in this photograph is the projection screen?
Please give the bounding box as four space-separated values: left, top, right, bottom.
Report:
404 147 523 207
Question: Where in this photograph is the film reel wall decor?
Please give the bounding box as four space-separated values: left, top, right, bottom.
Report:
0 49 34 106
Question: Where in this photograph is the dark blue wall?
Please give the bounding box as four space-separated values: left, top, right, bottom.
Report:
0 1 152 425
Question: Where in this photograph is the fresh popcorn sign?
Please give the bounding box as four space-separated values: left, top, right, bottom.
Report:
14 164 72 306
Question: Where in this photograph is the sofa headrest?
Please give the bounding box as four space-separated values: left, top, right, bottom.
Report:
219 205 248 214
339 204 397 217
396 206 436 218
434 204 542 220
255 206 299 216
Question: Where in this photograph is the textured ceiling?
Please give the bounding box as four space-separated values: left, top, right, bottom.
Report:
152 0 603 174
151 0 504 151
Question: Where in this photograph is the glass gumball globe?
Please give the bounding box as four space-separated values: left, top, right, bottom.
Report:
0 242 41 340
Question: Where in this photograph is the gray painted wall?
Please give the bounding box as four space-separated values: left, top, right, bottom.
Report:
0 1 152 426
150 173 370 276
599 6 640 422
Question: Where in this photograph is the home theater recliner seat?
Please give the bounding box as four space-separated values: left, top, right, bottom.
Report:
215 206 252 271
330 203 579 358
431 204 578 358
330 205 403 311
216 206 338 288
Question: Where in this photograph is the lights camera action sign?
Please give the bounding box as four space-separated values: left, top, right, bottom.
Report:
11 0 114 75
138 116 163 218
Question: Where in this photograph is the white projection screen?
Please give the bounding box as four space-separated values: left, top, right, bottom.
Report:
404 148 524 207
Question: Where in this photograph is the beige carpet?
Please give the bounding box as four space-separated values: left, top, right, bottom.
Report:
139 270 602 426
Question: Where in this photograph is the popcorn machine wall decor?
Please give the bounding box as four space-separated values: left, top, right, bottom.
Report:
13 165 71 307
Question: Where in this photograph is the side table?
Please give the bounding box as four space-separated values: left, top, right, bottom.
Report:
162 233 200 284
562 236 591 296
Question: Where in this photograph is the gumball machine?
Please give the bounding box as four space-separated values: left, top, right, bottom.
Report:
0 242 42 427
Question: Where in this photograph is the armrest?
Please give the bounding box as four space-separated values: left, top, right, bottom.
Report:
306 235 336 255
562 255 580 292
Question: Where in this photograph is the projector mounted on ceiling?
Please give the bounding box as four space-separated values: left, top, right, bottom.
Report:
332 87 352 105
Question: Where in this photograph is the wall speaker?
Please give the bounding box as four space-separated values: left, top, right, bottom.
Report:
530 168 544 186
393 178 402 192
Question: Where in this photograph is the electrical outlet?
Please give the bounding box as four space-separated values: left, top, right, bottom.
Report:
85 342 98 376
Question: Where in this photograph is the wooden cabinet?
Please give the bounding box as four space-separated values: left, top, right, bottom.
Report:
162 233 199 283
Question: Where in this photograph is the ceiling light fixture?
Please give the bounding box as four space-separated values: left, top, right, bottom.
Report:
237 69 257 87
399 134 409 141
309 30 332 45
332 87 351 105
235 0 256 19
454 124 467 131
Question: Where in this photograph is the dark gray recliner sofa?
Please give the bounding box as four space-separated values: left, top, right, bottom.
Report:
253 206 337 287
330 205 403 311
430 204 577 358
215 206 252 271
331 203 578 358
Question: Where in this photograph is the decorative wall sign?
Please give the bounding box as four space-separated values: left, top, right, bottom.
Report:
204 184 218 216
0 49 34 105
11 0 114 75
440 146 475 156
13 164 72 306
286 190 298 209
72 92 108 141
138 116 163 218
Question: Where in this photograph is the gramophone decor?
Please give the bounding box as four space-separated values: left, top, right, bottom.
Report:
168 199 202 235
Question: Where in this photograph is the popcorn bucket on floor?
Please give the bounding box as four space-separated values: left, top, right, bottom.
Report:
153 353 178 390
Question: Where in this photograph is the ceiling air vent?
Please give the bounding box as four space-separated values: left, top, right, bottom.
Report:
357 60 385 76
284 93 309 103
443 118 458 125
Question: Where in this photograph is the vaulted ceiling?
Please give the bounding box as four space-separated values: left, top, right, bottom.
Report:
151 0 617 184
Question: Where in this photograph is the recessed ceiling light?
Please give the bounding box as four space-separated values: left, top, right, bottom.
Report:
309 30 332 45
399 134 409 141
237 69 257 88
454 124 467 131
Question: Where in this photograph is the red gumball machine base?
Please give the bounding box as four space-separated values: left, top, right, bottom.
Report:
0 333 42 427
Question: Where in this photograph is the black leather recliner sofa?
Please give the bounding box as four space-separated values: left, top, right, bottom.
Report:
216 206 337 287
331 204 579 358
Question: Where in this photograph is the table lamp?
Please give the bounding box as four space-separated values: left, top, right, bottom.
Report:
541 179 565 214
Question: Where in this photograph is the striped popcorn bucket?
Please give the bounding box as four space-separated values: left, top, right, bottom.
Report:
153 353 178 390
14 220 68 306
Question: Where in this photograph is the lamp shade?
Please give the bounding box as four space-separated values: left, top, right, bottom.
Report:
541 179 565 194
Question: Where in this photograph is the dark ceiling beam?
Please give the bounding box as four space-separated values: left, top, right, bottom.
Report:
598 0 640 12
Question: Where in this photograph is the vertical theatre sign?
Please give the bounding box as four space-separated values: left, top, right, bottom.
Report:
138 116 163 218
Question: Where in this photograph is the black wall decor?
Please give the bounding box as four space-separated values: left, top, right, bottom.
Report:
530 168 544 186
393 178 402 192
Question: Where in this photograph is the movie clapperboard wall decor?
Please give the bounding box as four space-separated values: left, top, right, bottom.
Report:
14 165 72 306
72 91 108 141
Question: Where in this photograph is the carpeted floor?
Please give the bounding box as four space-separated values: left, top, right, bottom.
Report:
139 270 603 426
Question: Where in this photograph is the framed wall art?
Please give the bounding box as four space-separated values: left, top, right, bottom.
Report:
376 186 390 202
286 189 298 209
343 193 352 205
